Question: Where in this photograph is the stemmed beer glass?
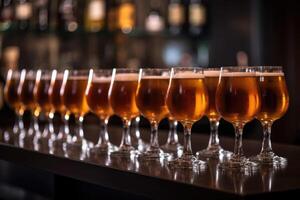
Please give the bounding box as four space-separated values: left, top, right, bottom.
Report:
108 68 139 157
86 69 117 154
166 68 208 169
216 66 261 170
252 66 289 165
135 68 171 160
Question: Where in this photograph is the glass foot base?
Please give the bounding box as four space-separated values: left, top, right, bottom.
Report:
110 145 138 158
138 148 172 161
19 131 34 150
64 138 90 160
168 156 207 170
49 137 67 156
196 146 232 159
89 142 118 155
219 157 259 171
34 136 50 153
161 143 183 157
250 153 287 166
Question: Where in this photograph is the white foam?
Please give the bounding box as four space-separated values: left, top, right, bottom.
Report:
204 70 220 77
114 73 139 81
142 75 170 80
173 71 204 79
93 76 111 83
221 72 257 77
256 72 284 77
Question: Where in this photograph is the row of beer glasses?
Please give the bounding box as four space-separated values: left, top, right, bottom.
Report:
4 66 289 170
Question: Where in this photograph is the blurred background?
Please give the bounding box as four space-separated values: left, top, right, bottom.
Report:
0 0 299 145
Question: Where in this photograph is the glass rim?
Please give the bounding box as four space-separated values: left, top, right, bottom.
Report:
221 66 282 69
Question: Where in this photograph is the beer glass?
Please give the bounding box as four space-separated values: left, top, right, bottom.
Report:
196 68 232 159
4 69 23 144
252 66 289 165
216 66 261 169
18 69 39 148
86 69 117 154
136 68 170 160
166 68 208 169
108 68 139 157
60 69 89 159
33 69 52 152
48 70 69 154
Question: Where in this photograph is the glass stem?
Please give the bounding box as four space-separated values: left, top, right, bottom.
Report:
97 118 110 145
13 114 21 133
133 116 141 139
149 121 159 151
75 115 84 139
207 120 220 148
167 119 179 144
182 124 193 159
232 124 244 160
260 122 273 155
62 113 69 136
120 119 132 147
42 113 52 138
48 112 55 135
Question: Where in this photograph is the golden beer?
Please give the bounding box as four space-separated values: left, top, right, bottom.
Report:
61 76 89 116
86 77 112 119
204 71 220 121
4 71 21 111
136 76 169 122
19 74 36 111
34 76 52 114
216 73 261 124
109 74 139 121
166 74 208 123
257 72 289 122
49 73 65 113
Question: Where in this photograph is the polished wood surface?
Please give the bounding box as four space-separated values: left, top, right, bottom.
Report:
0 126 300 199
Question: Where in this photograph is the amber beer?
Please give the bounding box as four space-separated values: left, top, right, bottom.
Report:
49 73 65 113
34 75 52 115
86 77 112 119
19 71 37 111
257 72 289 122
61 76 89 116
166 73 208 123
204 70 220 121
4 70 22 111
109 73 139 121
136 76 169 122
216 72 261 124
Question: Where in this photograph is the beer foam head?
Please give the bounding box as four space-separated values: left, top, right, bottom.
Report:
256 72 284 77
173 71 204 79
204 70 220 77
221 72 257 77
93 76 111 83
114 73 139 81
142 75 170 79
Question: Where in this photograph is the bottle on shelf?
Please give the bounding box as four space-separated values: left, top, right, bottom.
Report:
118 0 135 34
84 0 106 32
0 0 14 31
168 0 185 35
145 0 165 33
107 0 117 31
189 0 206 35
33 0 50 32
57 0 79 32
15 0 33 31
